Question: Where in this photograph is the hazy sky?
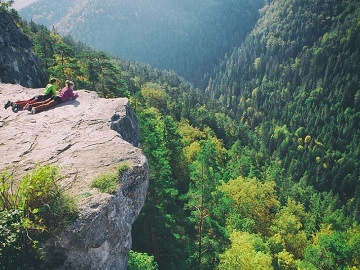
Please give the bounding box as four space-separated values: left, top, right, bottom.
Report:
12 0 38 10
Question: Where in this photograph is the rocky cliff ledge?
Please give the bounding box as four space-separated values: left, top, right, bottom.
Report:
0 10 48 87
0 83 149 269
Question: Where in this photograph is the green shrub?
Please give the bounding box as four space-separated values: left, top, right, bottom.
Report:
18 165 77 230
128 250 158 270
0 208 43 270
90 162 129 194
0 165 78 269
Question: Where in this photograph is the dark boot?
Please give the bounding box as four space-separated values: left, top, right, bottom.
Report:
12 103 18 113
4 101 11 109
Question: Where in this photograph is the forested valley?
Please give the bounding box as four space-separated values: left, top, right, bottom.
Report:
1 0 360 269
19 0 264 88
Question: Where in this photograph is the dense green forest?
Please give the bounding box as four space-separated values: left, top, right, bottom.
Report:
207 0 360 206
19 0 264 88
1 0 360 269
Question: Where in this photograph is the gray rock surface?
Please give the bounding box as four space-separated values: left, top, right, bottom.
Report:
0 10 48 87
0 83 149 269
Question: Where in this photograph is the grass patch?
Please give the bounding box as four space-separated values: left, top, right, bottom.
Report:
90 172 118 194
117 162 130 174
77 192 92 198
90 162 130 194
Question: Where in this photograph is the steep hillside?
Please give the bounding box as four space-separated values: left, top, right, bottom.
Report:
19 0 264 87
208 0 360 201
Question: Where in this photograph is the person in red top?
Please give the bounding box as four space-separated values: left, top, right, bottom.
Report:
4 78 58 112
29 80 78 114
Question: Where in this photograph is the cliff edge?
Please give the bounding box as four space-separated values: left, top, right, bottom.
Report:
0 83 149 269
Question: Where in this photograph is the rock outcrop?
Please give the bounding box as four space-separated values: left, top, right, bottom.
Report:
0 83 149 269
0 10 48 87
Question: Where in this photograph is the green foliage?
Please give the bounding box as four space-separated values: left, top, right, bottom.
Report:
304 225 360 269
0 165 78 269
218 231 273 270
132 107 189 270
225 140 264 181
117 162 130 175
184 137 228 269
18 165 77 229
7 1 359 268
208 0 360 206
15 21 130 98
270 199 309 259
0 208 43 270
0 0 13 11
128 250 158 270
90 163 128 194
219 176 279 236
81 51 130 98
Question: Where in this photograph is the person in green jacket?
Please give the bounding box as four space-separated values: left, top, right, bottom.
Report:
29 80 78 114
4 78 58 112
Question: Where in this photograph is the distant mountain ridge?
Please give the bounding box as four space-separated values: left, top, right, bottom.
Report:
12 0 38 10
19 0 265 87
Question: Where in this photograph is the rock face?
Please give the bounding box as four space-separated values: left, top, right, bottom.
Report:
0 10 48 87
0 83 149 269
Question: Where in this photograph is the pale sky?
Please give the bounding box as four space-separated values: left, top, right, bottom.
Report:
12 0 38 10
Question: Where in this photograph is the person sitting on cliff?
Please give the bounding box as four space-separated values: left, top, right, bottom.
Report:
4 78 58 112
27 80 78 114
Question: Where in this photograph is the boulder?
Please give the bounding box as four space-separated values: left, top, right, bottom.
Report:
0 83 149 269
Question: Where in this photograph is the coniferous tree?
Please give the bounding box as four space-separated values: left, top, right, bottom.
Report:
132 108 188 270
185 137 226 269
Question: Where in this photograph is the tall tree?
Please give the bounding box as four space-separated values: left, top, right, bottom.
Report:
132 108 188 270
185 137 226 269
